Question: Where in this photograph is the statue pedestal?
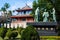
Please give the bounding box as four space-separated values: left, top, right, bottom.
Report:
27 22 57 26
27 22 58 36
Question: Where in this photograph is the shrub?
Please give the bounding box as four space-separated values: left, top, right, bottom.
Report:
6 29 12 39
6 29 18 39
21 25 40 40
17 27 24 34
0 27 7 39
11 32 18 39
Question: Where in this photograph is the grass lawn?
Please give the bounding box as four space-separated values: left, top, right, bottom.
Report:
40 36 60 40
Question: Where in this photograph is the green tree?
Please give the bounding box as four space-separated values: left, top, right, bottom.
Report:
49 0 60 36
21 25 40 40
31 0 37 17
49 0 60 22
55 0 60 22
54 0 60 36
4 3 10 9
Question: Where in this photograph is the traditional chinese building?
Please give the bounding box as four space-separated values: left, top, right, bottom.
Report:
10 4 34 28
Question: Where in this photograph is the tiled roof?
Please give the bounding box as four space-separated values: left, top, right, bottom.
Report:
16 4 32 12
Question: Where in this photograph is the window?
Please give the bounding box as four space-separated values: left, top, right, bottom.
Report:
22 18 26 21
13 18 17 21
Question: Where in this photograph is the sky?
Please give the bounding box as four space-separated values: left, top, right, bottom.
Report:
0 0 34 10
0 0 34 15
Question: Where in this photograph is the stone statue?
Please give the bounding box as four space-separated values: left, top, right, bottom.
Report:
35 7 39 22
43 9 49 22
51 8 56 22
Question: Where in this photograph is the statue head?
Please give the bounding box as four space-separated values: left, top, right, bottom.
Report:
44 9 47 12
36 7 39 11
52 8 55 11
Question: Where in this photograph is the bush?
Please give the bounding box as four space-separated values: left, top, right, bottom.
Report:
21 25 40 40
6 29 12 39
11 32 18 39
0 27 7 39
17 27 24 34
6 29 18 39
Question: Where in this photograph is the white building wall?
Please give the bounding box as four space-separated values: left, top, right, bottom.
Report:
10 22 27 28
7 24 9 28
1 22 27 28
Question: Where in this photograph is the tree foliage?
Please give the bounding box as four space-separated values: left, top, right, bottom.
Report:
55 0 60 21
31 0 37 17
49 0 60 21
4 3 10 9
